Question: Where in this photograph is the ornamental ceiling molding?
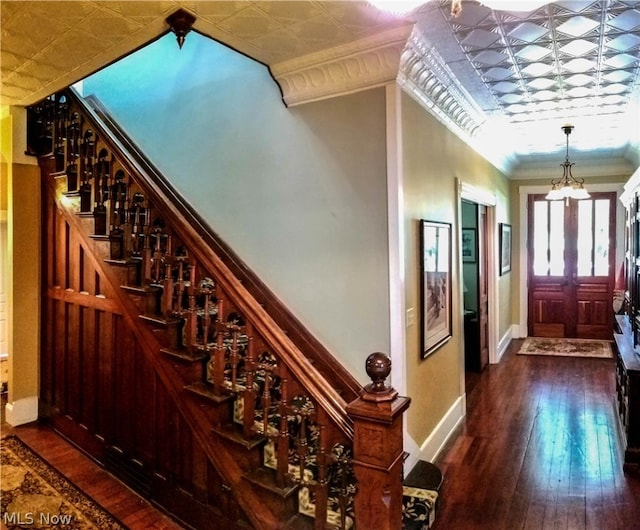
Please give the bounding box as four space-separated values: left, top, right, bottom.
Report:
270 25 413 107
397 26 486 144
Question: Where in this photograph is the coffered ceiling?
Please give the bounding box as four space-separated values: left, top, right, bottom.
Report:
1 0 639 177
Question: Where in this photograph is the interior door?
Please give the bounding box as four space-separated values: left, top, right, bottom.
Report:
528 192 616 339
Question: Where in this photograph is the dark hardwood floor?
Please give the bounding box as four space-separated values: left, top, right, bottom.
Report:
0 423 186 529
434 339 640 530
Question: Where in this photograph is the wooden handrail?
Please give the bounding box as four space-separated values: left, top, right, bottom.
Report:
68 89 360 438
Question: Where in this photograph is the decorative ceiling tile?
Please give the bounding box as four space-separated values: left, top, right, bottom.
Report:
521 62 555 76
508 22 548 43
492 81 520 93
527 77 556 90
564 73 594 86
461 28 501 48
605 33 640 52
500 93 525 104
561 57 596 73
515 44 552 61
564 86 593 98
483 66 513 80
531 89 557 101
604 53 638 68
607 9 640 32
559 39 598 56
556 15 599 37
601 83 629 95
603 69 634 83
472 49 509 66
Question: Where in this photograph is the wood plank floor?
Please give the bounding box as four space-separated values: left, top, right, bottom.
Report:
434 339 640 530
0 423 186 529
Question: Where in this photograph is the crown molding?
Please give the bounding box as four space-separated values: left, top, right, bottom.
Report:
397 27 485 142
270 25 413 107
396 28 517 175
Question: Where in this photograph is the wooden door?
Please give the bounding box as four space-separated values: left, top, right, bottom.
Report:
528 192 616 339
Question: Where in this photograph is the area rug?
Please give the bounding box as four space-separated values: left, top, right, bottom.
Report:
0 435 126 529
517 337 613 359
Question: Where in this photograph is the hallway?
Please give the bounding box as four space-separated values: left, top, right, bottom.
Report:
434 340 640 529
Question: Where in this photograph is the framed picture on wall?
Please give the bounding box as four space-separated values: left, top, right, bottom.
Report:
461 228 476 263
500 223 512 275
420 220 452 359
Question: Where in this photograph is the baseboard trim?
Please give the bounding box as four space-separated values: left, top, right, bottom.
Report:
4 395 38 426
418 395 466 463
497 326 514 362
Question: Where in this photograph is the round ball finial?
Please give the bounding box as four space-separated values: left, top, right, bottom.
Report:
365 352 391 392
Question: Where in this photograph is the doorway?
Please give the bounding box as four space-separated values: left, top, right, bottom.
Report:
527 192 616 339
462 200 489 378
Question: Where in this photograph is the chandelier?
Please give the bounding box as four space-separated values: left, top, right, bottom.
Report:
545 125 590 202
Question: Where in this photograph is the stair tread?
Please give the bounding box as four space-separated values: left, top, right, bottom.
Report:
243 467 298 498
162 347 207 363
212 422 267 450
105 259 139 268
121 284 161 293
184 382 234 404
139 314 181 326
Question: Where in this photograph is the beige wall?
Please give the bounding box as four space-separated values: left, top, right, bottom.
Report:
400 92 511 446
1 108 41 425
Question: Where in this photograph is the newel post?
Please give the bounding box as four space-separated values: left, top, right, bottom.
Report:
346 352 411 530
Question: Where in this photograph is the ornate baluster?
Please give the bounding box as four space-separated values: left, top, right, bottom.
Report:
162 256 174 316
314 417 329 530
276 376 289 488
66 112 81 190
172 251 189 315
242 327 256 438
212 300 226 393
184 264 198 349
109 170 128 260
128 192 146 257
149 218 166 283
54 95 68 171
226 315 245 392
141 207 152 281
93 146 110 235
329 444 355 530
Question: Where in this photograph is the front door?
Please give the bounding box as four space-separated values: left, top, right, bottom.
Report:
528 192 616 339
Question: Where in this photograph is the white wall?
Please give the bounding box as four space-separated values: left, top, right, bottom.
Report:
82 33 390 382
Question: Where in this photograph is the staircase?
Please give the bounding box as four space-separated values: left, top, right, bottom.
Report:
27 89 438 529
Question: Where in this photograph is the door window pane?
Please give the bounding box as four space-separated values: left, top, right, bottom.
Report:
549 201 565 276
577 199 610 277
533 200 565 276
578 200 593 276
594 199 610 276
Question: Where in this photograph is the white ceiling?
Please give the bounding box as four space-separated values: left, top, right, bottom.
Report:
1 0 639 177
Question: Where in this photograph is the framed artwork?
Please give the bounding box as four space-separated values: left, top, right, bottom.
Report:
461 228 477 263
419 220 452 359
500 223 512 275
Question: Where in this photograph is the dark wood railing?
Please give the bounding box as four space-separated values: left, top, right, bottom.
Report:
28 89 410 529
